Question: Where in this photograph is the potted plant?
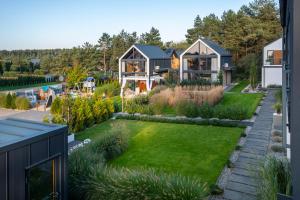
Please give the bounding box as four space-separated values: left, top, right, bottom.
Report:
273 103 282 129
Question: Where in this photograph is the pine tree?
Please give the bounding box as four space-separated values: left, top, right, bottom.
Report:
140 27 163 47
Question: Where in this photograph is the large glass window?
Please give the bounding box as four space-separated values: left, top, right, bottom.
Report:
267 50 283 65
26 158 60 200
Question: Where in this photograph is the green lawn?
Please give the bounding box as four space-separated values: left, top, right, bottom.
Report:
76 119 243 185
0 82 60 91
218 92 263 118
229 80 249 93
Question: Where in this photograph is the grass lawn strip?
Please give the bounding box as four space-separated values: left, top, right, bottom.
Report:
77 119 243 186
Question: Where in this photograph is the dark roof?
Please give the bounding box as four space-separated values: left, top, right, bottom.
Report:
165 48 175 57
200 37 231 56
0 118 67 152
165 48 185 57
134 44 168 59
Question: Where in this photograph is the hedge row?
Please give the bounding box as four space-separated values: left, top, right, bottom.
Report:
50 96 115 132
115 113 249 128
0 93 30 110
0 76 47 87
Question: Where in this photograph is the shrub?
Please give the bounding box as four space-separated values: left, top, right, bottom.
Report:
270 144 285 153
272 130 282 137
0 94 6 107
51 97 62 115
90 129 128 160
214 105 248 120
272 136 283 143
15 96 30 110
275 89 282 103
52 114 65 124
43 115 50 123
198 103 214 119
5 93 13 108
257 156 292 200
95 81 120 98
273 103 282 114
113 96 122 112
175 100 199 118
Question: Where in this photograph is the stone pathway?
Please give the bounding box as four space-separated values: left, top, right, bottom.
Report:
223 91 275 200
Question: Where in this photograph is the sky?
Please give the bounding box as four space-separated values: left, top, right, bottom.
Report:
0 0 253 50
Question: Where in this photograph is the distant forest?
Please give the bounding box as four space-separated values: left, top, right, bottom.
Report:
0 0 281 79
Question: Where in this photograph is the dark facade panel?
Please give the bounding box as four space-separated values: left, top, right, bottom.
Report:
50 134 64 156
0 153 6 200
8 146 29 200
30 139 48 164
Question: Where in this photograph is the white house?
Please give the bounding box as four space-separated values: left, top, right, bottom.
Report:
262 38 283 88
180 37 233 85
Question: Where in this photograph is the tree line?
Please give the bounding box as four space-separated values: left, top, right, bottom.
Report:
0 0 281 80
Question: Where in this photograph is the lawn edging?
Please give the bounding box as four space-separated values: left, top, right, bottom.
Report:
114 112 252 128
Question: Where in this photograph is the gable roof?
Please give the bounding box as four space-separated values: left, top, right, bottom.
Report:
165 48 185 58
165 48 175 57
200 37 231 56
134 44 168 59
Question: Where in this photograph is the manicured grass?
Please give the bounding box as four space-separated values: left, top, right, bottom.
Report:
0 82 60 91
229 80 249 93
218 92 263 118
76 119 243 185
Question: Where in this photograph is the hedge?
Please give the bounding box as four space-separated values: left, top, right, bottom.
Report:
115 113 249 128
0 75 48 87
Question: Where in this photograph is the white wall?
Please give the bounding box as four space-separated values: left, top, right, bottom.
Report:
262 67 282 87
262 38 283 87
263 38 282 66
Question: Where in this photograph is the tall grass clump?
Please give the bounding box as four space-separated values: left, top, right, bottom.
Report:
84 167 208 200
257 155 292 200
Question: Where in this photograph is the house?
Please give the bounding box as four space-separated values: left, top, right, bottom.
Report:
119 44 171 95
83 77 96 92
165 48 182 70
0 118 68 200
180 37 233 85
280 0 300 199
261 38 283 88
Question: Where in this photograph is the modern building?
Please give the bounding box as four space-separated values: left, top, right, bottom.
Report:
164 48 182 70
119 44 171 95
180 37 233 85
0 118 68 200
262 38 283 88
280 0 300 199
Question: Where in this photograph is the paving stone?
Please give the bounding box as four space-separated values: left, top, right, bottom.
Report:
239 152 264 160
232 168 259 178
226 181 257 194
224 189 257 200
229 174 258 186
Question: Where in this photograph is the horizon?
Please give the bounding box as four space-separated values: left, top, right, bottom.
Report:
0 0 252 51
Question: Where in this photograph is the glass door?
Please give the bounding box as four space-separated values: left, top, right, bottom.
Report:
26 158 60 200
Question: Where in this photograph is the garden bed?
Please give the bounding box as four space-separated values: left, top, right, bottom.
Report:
76 119 244 186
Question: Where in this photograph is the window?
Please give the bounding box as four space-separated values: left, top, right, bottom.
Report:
266 50 283 65
26 158 60 200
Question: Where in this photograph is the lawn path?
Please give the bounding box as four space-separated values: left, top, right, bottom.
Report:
222 90 275 200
